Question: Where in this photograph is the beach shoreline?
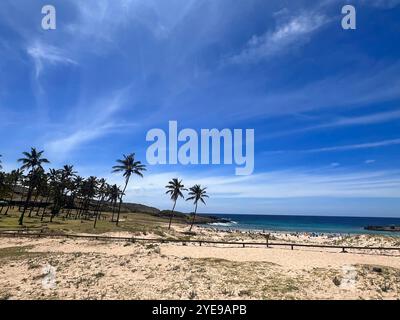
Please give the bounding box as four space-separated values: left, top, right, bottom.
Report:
201 213 400 237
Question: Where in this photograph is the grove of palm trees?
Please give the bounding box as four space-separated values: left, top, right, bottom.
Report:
0 148 209 233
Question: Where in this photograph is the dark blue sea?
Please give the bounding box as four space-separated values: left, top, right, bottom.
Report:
204 214 400 236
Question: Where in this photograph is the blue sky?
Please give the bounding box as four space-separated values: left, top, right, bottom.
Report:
1 0 400 216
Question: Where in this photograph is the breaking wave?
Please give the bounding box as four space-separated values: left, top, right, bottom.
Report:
209 221 238 227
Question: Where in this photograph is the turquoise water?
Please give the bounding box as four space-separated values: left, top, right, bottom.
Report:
205 214 400 236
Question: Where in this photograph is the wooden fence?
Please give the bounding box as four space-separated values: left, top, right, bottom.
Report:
1 229 400 253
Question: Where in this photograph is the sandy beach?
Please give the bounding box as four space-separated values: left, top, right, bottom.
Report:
1 226 399 300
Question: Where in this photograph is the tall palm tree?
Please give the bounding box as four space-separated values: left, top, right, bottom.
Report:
65 175 83 218
35 173 50 217
112 153 146 226
165 178 186 230
0 156 4 210
47 169 63 222
93 178 107 228
27 167 45 217
186 184 209 232
17 148 49 225
59 165 77 212
109 184 122 222
77 176 98 220
4 169 24 215
0 172 6 211
10 168 24 198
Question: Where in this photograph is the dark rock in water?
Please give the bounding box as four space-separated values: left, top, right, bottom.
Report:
364 225 400 232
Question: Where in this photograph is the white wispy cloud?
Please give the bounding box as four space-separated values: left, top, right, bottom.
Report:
266 138 400 155
228 61 400 122
228 12 328 64
260 109 400 140
332 109 400 126
44 88 136 159
66 0 197 43
27 41 77 79
306 138 400 153
362 0 400 9
104 168 400 209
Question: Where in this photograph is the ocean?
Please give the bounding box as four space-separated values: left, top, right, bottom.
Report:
204 214 400 236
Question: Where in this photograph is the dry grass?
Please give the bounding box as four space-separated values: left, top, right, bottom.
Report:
0 208 183 236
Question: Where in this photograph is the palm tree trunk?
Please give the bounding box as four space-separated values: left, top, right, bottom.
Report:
40 205 47 221
111 200 116 222
116 180 129 226
168 201 177 230
7 182 16 211
19 186 33 225
93 196 104 229
29 191 39 217
189 202 198 232
4 203 10 215
66 194 76 218
76 198 86 219
41 194 50 216
35 198 43 215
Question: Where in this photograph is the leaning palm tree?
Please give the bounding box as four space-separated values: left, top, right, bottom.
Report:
165 178 186 230
17 148 50 225
186 184 209 232
112 153 146 226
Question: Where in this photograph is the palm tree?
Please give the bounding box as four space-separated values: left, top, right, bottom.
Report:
76 176 98 220
2 169 23 215
93 178 107 228
0 172 6 199
109 184 122 222
27 167 45 217
65 175 83 218
0 154 2 170
0 172 6 211
47 169 63 222
186 184 209 232
35 173 50 217
59 165 77 213
17 148 49 225
165 178 186 230
112 153 146 226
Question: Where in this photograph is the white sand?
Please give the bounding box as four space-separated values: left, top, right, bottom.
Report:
1 229 400 300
